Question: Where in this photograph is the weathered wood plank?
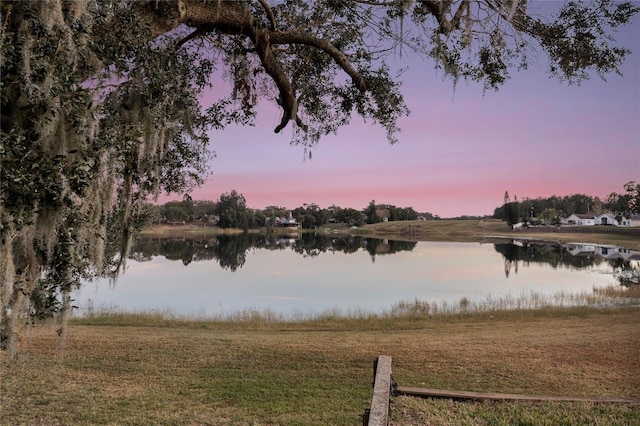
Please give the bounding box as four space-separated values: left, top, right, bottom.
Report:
368 355 392 426
395 386 640 404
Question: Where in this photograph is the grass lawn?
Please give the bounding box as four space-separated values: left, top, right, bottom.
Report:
2 306 639 425
354 219 640 251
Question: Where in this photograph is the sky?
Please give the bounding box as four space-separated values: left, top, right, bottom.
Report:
159 4 640 218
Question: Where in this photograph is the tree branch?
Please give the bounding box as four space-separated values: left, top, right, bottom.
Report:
131 1 375 132
174 27 206 49
248 26 304 133
451 0 470 32
270 31 368 93
257 0 277 31
420 0 444 29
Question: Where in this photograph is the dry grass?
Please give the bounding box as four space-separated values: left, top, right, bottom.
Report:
389 308 640 424
355 219 640 250
141 219 640 250
2 307 639 425
392 397 640 425
140 224 245 237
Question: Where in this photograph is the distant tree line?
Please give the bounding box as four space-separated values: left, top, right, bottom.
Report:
152 182 640 230
149 192 435 230
493 182 640 226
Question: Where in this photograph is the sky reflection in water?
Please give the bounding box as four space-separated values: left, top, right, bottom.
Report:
74 239 627 317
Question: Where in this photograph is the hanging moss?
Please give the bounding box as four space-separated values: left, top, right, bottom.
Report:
1 0 213 356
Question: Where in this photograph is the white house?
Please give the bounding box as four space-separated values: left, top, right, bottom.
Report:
564 213 596 226
595 213 619 226
275 212 300 229
619 214 640 227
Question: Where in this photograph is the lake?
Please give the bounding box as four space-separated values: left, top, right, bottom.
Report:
74 234 638 318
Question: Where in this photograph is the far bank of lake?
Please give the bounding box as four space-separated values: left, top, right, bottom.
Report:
141 219 640 251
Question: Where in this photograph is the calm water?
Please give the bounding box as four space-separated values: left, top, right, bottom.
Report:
74 234 638 317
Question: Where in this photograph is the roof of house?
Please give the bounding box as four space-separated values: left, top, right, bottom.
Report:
570 213 595 219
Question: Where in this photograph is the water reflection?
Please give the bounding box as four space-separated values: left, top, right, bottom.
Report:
495 239 639 284
75 236 638 317
131 234 638 282
130 233 418 271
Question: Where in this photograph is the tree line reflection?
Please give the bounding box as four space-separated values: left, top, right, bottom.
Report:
494 240 639 285
129 234 417 271
128 235 638 285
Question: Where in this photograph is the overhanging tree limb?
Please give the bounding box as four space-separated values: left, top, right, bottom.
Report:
135 0 368 133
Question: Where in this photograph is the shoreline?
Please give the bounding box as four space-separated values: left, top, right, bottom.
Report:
141 219 640 251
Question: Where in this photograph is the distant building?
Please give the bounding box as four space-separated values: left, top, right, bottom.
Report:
271 212 300 229
563 212 640 227
564 213 596 226
595 212 618 226
619 214 640 227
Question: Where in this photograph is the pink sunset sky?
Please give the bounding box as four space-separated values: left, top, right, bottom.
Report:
160 7 640 218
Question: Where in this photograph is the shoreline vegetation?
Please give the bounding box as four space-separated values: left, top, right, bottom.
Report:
141 218 640 251
3 220 639 424
73 285 640 325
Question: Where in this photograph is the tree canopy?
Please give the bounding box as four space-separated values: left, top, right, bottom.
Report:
493 182 639 225
1 0 638 356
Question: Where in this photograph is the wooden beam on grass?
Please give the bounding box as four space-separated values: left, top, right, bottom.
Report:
395 386 640 404
367 355 392 426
